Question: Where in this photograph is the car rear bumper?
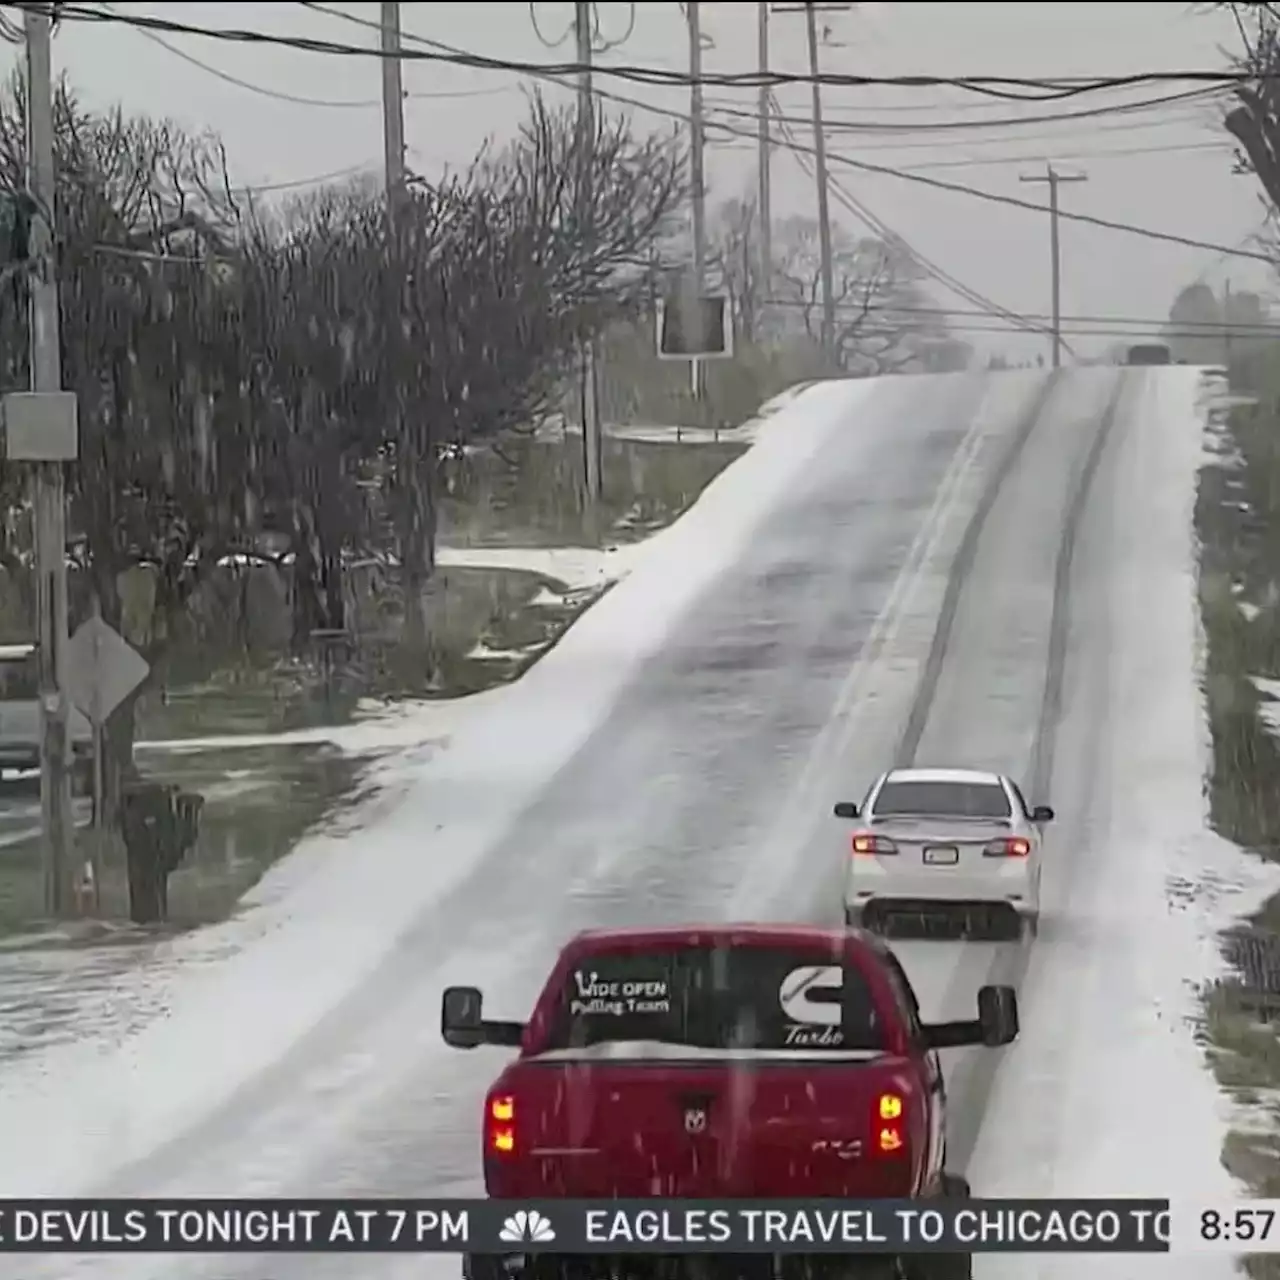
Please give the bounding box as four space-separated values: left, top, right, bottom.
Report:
844 868 1038 915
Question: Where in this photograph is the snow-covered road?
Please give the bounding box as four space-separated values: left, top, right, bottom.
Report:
1 367 1248 1280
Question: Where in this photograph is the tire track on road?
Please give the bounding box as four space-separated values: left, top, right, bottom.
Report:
894 370 1065 768
946 368 1132 1173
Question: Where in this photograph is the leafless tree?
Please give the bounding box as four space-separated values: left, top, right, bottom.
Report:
381 92 686 635
706 195 763 343
0 75 685 800
1216 3 1280 226
769 214 947 375
0 74 249 807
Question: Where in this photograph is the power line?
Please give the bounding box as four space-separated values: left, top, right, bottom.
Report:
722 99 1228 154
766 298 1274 331
712 133 1234 170
232 162 377 195
593 2 637 54
87 0 1267 271
528 2 575 50
811 136 1270 263
528 1 637 56
317 2 1274 268
103 2 513 107
779 107 1225 153
710 82 1222 117
710 85 1230 137
668 86 1270 264
768 98 1050 340
693 94 1270 263
12 2 1270 100
894 138 1230 172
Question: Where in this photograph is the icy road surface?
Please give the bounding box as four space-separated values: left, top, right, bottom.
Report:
3 368 1251 1280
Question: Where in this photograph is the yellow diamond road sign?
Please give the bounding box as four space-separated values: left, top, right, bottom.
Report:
65 616 150 725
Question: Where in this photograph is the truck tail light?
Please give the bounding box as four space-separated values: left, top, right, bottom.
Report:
874 1091 906 1155
486 1093 517 1156
983 836 1030 858
852 832 898 856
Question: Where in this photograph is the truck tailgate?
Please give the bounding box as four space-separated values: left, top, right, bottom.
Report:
493 1048 919 1198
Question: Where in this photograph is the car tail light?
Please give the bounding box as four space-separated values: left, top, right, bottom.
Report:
851 832 898 856
874 1091 906 1155
486 1093 516 1156
984 836 1030 858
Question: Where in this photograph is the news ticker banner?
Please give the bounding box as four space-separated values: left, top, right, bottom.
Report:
0 1198 1273 1254
0 1198 1277 1255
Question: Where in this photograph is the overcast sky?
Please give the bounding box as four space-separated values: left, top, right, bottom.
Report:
30 1 1271 360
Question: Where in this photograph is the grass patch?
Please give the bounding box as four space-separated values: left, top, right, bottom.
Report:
0 743 368 938
1197 375 1280 1274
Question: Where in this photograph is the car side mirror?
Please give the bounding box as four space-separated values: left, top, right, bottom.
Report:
977 984 1019 1047
833 801 859 819
441 985 485 1049
1031 805 1054 824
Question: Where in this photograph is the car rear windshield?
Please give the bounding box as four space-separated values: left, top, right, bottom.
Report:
873 779 1011 820
545 945 885 1053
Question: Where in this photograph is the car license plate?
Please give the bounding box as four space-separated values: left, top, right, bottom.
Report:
923 845 959 865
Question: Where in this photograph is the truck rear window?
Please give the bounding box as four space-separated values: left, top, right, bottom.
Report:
546 945 884 1053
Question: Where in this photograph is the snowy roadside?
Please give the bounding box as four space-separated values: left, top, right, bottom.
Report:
1192 364 1280 1278
0 384 806 1100
0 546 652 1065
133 545 645 758
0 376 875 1197
973 368 1274 1279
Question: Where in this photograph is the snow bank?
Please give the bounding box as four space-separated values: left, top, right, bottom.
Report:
134 687 510 758
972 367 1279 1278
433 542 648 591
0 377 878 1197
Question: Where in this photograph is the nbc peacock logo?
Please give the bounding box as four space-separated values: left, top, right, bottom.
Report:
499 1209 557 1244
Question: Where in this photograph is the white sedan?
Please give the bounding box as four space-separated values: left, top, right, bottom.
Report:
834 766 1053 940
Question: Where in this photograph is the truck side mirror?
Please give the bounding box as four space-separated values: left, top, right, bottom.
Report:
441 985 485 1049
833 801 859 819
977 985 1018 1047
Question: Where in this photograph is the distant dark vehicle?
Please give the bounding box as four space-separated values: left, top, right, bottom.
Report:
1126 343 1172 366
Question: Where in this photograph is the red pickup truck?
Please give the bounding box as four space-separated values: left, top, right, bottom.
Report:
441 923 1018 1280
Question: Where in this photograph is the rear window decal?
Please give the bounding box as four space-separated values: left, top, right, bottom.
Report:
570 969 671 1017
779 964 845 1048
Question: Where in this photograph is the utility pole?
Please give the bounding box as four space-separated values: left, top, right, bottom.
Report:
574 1 603 506
688 0 708 404
1223 276 1233 370
803 1 836 358
772 2 849 359
380 2 406 212
380 1 423 639
23 6 75 916
756 2 772 314
1019 163 1087 369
